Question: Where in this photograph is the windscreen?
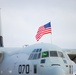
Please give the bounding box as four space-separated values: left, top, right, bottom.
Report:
42 51 49 58
50 51 58 57
42 51 58 58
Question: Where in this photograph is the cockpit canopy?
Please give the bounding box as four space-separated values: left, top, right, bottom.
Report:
28 48 42 60
42 51 58 58
42 51 64 58
28 48 65 60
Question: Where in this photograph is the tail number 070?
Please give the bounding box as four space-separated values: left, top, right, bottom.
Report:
18 64 30 74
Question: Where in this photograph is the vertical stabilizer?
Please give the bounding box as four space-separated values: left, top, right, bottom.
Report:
0 8 3 47
0 36 3 47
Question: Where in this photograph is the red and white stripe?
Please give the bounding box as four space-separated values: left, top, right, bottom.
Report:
35 26 52 41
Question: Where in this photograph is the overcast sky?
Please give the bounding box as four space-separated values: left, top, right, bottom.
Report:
0 0 76 48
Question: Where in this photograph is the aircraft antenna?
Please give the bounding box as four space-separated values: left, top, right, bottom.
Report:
0 8 3 47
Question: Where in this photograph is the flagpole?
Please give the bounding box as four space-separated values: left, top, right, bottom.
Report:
51 32 52 44
50 22 52 44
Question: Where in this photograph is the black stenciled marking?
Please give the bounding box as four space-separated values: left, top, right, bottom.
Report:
18 64 30 74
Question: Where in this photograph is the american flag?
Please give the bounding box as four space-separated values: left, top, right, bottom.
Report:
35 22 52 41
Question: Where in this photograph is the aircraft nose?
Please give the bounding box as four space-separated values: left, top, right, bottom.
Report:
50 66 66 75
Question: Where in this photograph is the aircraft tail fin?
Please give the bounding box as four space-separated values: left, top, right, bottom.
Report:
0 36 3 47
